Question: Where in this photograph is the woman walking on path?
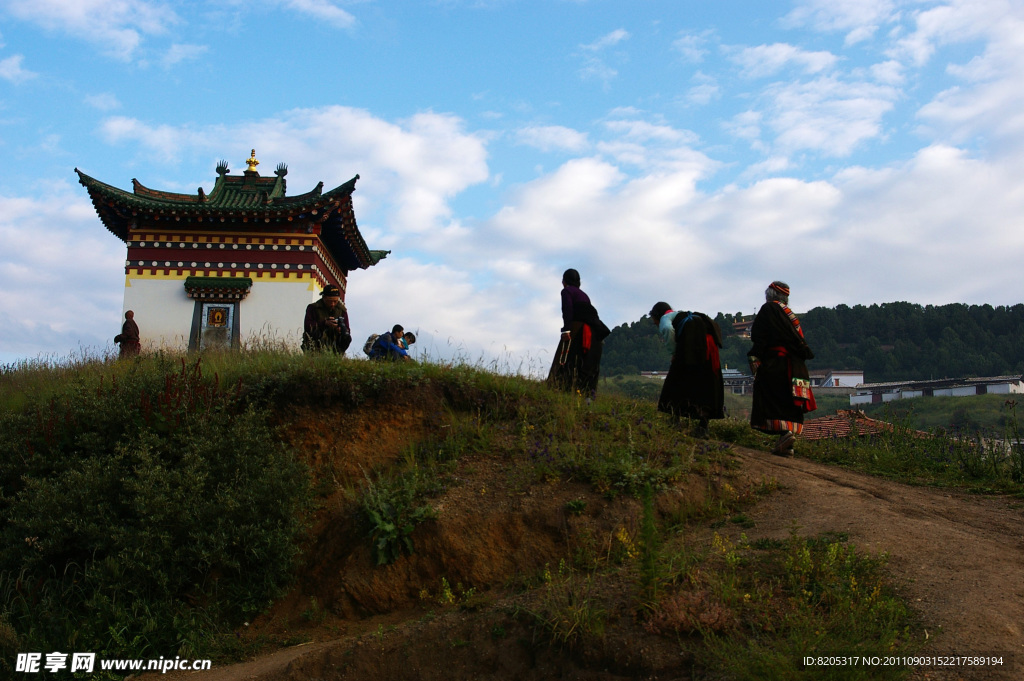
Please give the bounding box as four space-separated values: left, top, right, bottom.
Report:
648 302 725 436
748 281 816 455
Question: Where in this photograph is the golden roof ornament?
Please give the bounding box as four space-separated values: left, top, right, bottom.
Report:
245 149 260 172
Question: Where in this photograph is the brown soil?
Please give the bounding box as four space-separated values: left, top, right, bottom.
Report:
135 409 1024 681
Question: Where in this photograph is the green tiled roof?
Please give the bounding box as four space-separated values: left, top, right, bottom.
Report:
75 167 356 216
76 162 383 272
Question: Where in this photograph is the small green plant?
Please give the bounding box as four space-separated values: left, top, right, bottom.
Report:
637 484 661 606
419 577 477 608
564 498 587 515
526 571 606 649
301 596 326 624
358 469 438 566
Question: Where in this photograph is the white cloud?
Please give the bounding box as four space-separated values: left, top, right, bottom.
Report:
516 125 590 153
603 118 696 144
345 257 554 368
889 0 1006 67
2 0 179 60
161 43 208 68
0 186 125 357
730 43 839 79
870 59 905 85
758 76 898 157
724 111 762 142
288 130 1024 359
682 72 719 106
0 54 36 83
84 93 122 111
580 29 629 52
577 28 630 88
672 31 711 63
99 105 489 237
908 3 1024 151
579 57 618 86
783 0 898 46
278 0 356 29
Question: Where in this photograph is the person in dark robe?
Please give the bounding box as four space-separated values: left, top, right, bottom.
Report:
547 268 610 400
747 281 816 456
302 285 352 354
114 310 141 357
649 302 725 436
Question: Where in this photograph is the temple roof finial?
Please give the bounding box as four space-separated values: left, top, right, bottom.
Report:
245 149 260 173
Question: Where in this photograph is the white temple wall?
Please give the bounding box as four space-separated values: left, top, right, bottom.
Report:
239 279 317 348
123 277 195 351
123 275 323 352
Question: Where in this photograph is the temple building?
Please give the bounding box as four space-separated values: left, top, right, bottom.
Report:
76 151 388 352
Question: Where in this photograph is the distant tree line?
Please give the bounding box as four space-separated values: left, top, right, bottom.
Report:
601 302 1024 383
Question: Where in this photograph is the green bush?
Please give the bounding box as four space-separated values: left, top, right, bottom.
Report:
0 359 310 662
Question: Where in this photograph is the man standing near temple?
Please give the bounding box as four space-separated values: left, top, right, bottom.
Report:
302 285 352 354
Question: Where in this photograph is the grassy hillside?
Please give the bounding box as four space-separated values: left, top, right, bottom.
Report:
0 351 979 679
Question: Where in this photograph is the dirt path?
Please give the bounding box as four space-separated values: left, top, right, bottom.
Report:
137 448 1024 681
733 447 1024 680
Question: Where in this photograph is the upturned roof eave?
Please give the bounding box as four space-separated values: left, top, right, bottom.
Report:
76 169 360 217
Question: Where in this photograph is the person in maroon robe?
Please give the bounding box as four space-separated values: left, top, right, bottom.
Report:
114 310 141 357
547 268 610 399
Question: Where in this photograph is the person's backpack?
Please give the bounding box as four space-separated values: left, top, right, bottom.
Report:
362 333 380 357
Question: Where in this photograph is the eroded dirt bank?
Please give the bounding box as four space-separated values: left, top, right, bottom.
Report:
136 433 1024 681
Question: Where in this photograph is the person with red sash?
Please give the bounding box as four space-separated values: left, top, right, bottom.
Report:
649 302 725 436
748 281 816 456
547 268 610 400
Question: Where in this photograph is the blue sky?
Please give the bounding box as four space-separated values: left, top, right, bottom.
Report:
2 0 1023 368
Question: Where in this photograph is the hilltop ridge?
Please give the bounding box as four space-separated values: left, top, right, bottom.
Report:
3 353 1022 679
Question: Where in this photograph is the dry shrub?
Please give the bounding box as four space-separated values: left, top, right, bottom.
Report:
643 589 737 635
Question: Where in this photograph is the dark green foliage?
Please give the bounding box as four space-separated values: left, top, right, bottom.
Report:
802 302 1024 381
600 318 670 377
0 359 311 666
